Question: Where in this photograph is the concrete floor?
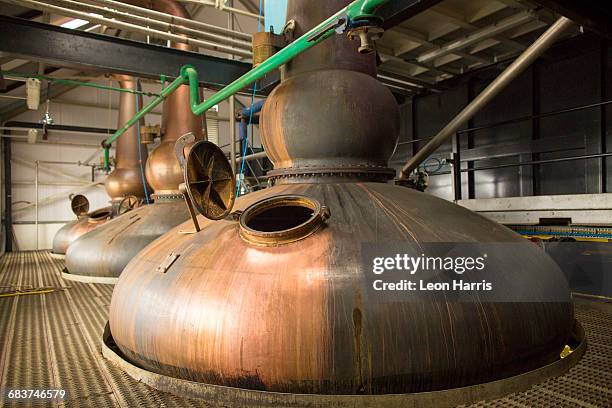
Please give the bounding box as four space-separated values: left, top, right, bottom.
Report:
0 250 611 407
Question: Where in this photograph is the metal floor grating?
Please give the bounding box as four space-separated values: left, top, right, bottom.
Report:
0 251 611 408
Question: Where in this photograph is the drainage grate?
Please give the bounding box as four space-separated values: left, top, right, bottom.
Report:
0 251 611 407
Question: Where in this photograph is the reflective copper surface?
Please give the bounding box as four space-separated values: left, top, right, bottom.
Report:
110 183 573 393
137 0 205 195
53 76 148 256
51 207 112 255
65 0 205 277
104 75 150 201
108 0 574 396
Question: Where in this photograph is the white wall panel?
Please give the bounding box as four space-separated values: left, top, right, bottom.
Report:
5 82 261 249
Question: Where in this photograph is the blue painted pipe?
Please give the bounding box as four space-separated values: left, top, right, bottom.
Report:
240 100 265 121
238 100 265 143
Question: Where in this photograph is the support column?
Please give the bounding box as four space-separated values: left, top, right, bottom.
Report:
3 134 12 252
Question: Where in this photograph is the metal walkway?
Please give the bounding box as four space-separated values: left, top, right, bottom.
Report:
0 251 611 407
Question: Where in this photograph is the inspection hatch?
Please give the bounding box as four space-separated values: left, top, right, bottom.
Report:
239 195 331 246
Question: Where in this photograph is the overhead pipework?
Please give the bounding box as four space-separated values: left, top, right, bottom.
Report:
105 1 580 406
100 0 392 169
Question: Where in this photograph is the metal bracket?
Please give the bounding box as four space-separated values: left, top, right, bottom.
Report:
179 182 201 234
282 19 296 43
174 132 195 169
307 15 348 43
155 252 180 274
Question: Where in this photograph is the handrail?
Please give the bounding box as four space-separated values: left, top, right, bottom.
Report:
457 99 612 135
101 0 390 169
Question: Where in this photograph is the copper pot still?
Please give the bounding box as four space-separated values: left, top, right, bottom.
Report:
64 0 205 277
109 0 575 396
52 75 150 256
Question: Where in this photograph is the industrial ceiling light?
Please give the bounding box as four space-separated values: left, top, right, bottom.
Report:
25 78 40 110
60 18 89 29
40 100 53 126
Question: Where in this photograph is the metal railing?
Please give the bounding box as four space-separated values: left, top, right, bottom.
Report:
404 99 612 201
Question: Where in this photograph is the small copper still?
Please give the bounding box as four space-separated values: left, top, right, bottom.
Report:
51 76 149 256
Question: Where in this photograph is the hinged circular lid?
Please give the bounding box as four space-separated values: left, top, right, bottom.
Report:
184 141 235 220
70 194 90 217
118 195 140 215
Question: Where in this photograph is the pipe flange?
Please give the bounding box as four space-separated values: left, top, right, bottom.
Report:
266 166 396 181
151 193 184 202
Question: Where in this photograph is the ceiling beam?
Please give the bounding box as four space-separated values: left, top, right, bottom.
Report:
378 0 444 30
495 0 532 8
0 15 252 90
379 51 458 77
417 11 535 64
390 26 494 65
531 0 612 39
378 69 441 90
427 4 528 51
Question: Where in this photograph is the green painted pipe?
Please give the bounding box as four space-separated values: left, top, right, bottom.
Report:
183 0 389 116
347 0 388 18
103 146 110 172
0 71 161 97
102 75 186 168
104 75 185 148
103 0 389 169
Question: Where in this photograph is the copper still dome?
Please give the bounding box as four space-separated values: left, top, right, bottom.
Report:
51 204 112 256
64 0 205 278
107 0 575 399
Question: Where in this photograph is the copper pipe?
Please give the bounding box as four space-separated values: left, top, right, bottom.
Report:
104 75 151 200
131 0 207 194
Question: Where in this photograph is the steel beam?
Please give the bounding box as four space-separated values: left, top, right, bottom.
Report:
532 0 612 39
378 0 443 30
0 15 251 90
399 17 574 178
417 11 535 64
391 26 495 66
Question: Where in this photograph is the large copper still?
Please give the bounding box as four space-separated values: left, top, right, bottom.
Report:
108 0 575 397
51 77 149 256
64 0 205 277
